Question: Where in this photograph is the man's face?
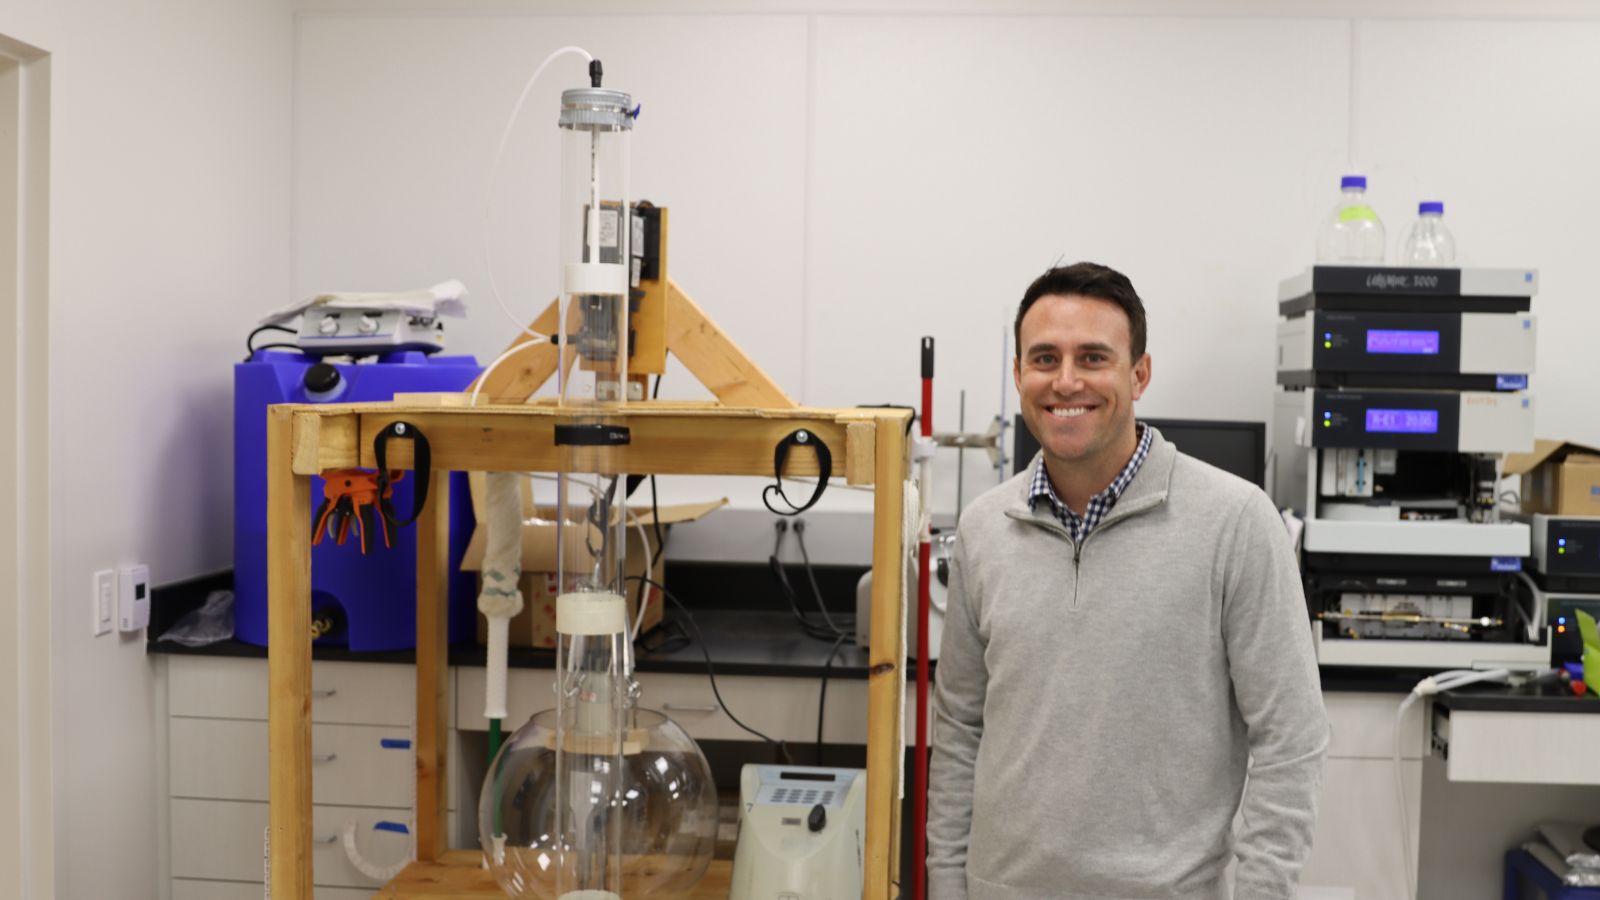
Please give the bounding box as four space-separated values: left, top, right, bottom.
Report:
1014 293 1152 469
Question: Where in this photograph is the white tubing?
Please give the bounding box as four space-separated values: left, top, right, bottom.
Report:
342 818 410 883
483 45 594 342
485 616 510 721
469 335 548 407
1392 667 1523 900
478 471 525 721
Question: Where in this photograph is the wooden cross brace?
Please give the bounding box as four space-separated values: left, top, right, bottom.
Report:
467 208 795 409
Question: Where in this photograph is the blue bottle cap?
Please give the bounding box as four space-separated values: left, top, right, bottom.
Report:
1340 175 1367 190
1419 201 1444 215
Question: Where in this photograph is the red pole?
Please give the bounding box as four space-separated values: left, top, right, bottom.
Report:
914 337 934 900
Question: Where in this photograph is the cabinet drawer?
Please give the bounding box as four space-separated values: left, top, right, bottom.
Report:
459 667 908 745
1434 707 1600 785
171 797 447 888
169 718 453 809
172 878 374 900
168 655 423 726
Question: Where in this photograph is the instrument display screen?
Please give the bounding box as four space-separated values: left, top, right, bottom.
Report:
1366 329 1441 355
1365 408 1440 434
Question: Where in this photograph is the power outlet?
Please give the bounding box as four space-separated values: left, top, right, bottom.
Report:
91 569 115 636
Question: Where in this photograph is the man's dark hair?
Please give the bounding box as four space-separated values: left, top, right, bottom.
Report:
1015 262 1148 360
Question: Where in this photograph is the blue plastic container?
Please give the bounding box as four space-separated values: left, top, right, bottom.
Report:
234 350 482 650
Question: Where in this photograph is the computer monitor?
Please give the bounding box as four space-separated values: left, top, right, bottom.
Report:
1013 415 1267 489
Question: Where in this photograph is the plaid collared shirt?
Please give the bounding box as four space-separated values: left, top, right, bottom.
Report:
1028 423 1152 544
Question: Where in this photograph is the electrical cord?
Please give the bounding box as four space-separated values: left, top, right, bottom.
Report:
245 324 298 359
248 342 304 358
816 632 848 765
770 523 850 642
794 519 853 637
626 574 791 763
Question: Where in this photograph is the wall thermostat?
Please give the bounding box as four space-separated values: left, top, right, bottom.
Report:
119 563 150 632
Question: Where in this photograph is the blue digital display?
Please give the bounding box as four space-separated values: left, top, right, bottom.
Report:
1366 329 1441 355
1366 408 1440 434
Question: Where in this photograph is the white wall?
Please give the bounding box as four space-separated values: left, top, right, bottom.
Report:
0 0 293 897
290 1 1600 549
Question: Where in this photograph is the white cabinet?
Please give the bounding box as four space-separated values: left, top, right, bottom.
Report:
1298 692 1425 900
164 655 455 898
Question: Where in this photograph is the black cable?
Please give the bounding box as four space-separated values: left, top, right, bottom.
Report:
816 632 848 765
649 375 667 558
629 374 670 633
247 342 304 358
768 522 851 641
626 574 791 763
794 519 852 637
770 555 848 642
246 324 298 359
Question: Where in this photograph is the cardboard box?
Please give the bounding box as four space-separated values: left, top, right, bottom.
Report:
461 473 725 649
1503 439 1600 516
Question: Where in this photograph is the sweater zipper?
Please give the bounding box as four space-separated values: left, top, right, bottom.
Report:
1070 535 1083 608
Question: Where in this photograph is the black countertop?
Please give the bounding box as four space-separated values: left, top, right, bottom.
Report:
148 567 1587 704
1436 680 1599 714
151 608 880 679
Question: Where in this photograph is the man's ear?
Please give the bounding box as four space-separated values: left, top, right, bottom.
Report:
1131 353 1152 401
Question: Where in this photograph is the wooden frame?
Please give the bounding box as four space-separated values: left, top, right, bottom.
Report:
266 400 910 899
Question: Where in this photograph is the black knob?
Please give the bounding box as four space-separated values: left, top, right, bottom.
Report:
807 803 826 833
304 363 341 395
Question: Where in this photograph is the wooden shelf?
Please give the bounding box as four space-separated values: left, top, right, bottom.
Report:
374 851 734 898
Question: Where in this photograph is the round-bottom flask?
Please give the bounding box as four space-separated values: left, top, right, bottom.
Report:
480 708 718 899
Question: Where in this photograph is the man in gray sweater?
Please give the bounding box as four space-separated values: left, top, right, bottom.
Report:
928 263 1329 900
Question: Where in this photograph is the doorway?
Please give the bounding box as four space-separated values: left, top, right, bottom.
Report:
0 31 51 900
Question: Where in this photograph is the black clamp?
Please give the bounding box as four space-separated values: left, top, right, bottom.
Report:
372 421 431 528
762 429 832 516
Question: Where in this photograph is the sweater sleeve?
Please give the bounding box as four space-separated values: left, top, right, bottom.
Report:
926 535 986 900
1221 492 1330 899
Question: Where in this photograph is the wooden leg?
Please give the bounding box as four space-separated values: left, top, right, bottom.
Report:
416 470 451 861
267 407 313 900
867 414 909 900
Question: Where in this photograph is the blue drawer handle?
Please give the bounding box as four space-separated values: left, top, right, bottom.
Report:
374 821 409 835
380 738 411 750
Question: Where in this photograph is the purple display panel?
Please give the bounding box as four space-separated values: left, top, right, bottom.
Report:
1365 408 1440 434
1365 329 1441 355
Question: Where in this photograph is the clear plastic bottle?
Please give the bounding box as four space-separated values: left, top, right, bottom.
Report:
1315 175 1387 265
1399 201 1457 266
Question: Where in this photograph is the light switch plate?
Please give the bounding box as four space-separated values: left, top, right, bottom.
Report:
92 569 114 636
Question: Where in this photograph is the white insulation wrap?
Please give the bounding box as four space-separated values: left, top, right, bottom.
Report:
563 261 628 297
478 471 525 721
557 592 629 636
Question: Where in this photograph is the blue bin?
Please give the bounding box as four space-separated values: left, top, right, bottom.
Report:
234 350 481 650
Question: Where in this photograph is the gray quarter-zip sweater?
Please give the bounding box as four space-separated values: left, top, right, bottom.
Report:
928 428 1328 900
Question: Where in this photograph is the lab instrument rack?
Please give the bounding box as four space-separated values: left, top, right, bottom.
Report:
264 398 911 900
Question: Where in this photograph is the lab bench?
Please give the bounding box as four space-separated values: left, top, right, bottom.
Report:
152 607 901 900
154 596 1598 900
